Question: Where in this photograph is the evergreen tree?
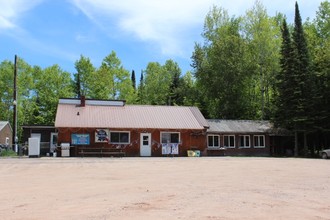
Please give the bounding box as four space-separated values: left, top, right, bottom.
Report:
164 60 182 105
308 1 330 150
274 2 312 156
292 2 312 155
274 19 296 130
137 70 144 104
292 1 311 128
131 70 136 91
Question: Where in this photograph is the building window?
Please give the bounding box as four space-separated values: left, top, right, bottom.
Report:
110 131 130 144
161 132 180 144
254 135 265 148
208 135 220 148
239 135 250 148
224 135 235 148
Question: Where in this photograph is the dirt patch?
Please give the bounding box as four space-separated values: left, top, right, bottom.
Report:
0 157 329 220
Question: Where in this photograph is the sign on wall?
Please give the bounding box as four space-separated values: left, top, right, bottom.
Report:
71 134 90 145
95 129 109 143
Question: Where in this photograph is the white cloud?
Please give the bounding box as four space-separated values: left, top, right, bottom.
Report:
0 0 43 29
70 0 217 56
69 0 323 58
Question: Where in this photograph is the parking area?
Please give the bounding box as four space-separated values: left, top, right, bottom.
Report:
0 157 329 220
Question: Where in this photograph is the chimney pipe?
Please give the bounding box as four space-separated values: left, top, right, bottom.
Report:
80 95 85 107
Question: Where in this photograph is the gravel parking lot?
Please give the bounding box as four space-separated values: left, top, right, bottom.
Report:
0 157 329 220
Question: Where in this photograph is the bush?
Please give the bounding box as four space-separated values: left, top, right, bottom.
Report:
0 149 17 157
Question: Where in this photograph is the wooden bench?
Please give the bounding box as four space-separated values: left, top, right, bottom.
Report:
78 147 126 157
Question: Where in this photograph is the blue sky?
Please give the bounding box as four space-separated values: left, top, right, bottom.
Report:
0 0 324 77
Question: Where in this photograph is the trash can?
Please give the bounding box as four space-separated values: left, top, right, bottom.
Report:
187 150 195 157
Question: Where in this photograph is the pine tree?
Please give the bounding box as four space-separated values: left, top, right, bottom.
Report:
274 19 295 130
274 2 312 156
291 2 312 155
137 70 144 104
292 1 311 129
131 70 136 91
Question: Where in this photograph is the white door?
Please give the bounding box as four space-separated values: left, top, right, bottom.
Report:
50 133 58 153
140 133 151 156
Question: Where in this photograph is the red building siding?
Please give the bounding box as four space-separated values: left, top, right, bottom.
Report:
57 128 207 157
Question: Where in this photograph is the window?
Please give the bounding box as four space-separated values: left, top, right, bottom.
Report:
142 135 149 145
161 132 180 144
239 135 250 148
224 135 235 148
208 135 220 148
110 131 130 144
254 135 265 148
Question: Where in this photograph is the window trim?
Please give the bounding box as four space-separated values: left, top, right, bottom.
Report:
224 135 235 148
239 135 250 148
160 132 180 144
207 135 220 148
254 135 265 148
109 131 130 144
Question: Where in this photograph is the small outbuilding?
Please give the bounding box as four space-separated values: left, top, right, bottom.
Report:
22 125 57 156
0 121 12 149
54 97 209 157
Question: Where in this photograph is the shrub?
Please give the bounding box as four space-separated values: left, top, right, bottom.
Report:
0 149 17 157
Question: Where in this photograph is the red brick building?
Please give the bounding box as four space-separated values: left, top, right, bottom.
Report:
54 98 209 157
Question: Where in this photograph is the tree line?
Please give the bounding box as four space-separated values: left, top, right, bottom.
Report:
191 1 330 155
0 1 329 155
0 52 195 133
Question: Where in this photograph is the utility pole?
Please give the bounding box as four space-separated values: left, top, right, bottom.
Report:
13 55 18 153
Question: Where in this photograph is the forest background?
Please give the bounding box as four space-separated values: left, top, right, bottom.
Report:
1 1 329 155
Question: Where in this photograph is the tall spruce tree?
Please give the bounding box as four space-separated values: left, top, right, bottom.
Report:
274 19 295 130
131 70 136 91
291 1 312 155
275 2 312 156
137 70 144 104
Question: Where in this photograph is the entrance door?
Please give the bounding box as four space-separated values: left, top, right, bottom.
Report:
140 133 151 156
50 133 58 153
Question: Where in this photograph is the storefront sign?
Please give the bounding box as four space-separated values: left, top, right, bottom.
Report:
95 129 109 143
71 134 90 145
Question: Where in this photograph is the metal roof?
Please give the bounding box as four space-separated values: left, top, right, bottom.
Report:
55 101 209 130
207 119 272 134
